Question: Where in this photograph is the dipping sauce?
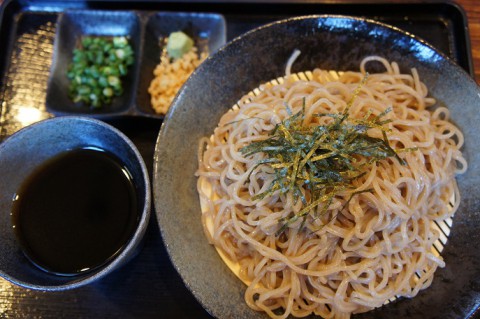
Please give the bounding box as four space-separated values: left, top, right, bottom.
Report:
11 147 139 276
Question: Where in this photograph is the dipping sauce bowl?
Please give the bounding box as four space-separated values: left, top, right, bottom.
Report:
0 116 150 290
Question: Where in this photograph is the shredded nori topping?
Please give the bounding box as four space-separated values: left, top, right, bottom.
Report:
239 77 408 234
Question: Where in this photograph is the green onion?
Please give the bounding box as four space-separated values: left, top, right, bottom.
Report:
102 87 113 97
107 75 120 87
67 36 134 108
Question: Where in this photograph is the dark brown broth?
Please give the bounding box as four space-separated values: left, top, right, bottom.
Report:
11 147 139 276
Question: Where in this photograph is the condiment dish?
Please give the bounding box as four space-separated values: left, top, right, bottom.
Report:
46 10 226 119
46 10 141 118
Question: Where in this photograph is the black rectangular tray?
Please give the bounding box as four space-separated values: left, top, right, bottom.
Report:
0 1 475 318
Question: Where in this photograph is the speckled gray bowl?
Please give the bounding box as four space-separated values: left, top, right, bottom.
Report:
153 15 480 318
0 116 151 291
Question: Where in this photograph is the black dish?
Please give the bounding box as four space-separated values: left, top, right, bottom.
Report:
46 10 226 119
153 15 480 319
46 10 142 118
137 12 227 117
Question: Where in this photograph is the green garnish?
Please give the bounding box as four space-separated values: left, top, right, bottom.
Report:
166 31 194 59
67 36 134 108
239 82 405 235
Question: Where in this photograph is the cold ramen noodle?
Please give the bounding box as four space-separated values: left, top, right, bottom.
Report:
195 56 467 318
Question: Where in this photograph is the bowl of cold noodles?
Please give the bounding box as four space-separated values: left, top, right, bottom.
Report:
153 15 479 319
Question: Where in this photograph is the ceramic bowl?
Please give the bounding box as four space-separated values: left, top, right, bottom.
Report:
46 10 142 118
153 15 480 318
0 116 151 291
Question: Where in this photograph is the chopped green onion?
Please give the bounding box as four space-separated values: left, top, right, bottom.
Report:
67 36 134 108
102 87 113 97
113 36 128 48
107 75 120 87
115 49 125 60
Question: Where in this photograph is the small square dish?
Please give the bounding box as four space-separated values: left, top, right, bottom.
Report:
46 10 141 118
136 12 226 117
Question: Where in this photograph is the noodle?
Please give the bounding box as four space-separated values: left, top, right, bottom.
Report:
196 56 467 318
285 49 301 76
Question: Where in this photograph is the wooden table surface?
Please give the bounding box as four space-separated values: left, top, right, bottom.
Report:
456 0 480 82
